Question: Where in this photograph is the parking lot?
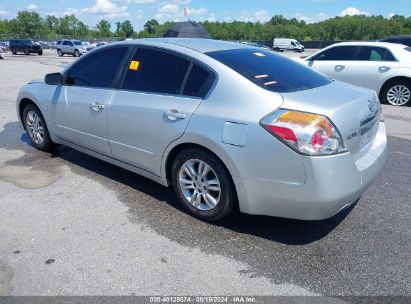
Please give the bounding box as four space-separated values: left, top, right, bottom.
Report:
0 50 410 297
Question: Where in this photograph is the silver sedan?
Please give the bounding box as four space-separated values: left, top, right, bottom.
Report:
16 38 387 221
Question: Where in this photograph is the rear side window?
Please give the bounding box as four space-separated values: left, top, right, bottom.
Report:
183 64 214 98
315 46 359 61
357 46 396 61
206 48 331 93
66 47 128 88
122 48 190 95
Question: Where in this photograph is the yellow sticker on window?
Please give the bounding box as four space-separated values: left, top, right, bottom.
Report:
129 60 140 71
254 52 265 57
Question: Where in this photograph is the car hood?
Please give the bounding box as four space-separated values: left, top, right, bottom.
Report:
28 79 44 84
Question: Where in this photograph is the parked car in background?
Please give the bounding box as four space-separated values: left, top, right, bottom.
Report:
300 42 411 106
56 40 92 57
378 35 411 47
273 38 304 52
0 45 5 59
16 39 386 221
9 39 43 55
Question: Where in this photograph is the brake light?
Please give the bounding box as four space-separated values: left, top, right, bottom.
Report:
261 109 347 156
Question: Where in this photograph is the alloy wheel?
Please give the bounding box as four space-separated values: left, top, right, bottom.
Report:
178 159 221 211
387 85 410 106
26 111 45 145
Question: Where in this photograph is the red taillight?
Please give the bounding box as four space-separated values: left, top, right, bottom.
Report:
260 109 347 156
266 125 297 142
311 130 326 148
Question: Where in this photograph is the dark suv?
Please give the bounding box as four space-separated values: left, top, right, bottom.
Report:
9 39 43 55
378 35 411 47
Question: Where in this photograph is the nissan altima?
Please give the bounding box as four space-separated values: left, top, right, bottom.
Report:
16 38 387 221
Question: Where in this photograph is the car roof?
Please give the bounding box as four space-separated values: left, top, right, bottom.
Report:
115 38 249 53
331 41 407 49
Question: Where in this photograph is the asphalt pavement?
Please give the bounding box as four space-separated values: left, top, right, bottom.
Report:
0 50 410 298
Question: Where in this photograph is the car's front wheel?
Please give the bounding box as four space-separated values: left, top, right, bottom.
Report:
11 48 17 55
171 148 235 221
381 80 411 106
23 104 54 151
38 50 43 55
74 49 80 57
57 49 63 57
24 48 30 55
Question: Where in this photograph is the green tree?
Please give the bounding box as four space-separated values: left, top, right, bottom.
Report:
120 20 134 37
15 10 43 37
96 19 111 37
143 19 159 34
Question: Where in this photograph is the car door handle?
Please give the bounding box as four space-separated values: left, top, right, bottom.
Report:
90 102 105 112
379 66 391 72
335 65 345 71
163 110 186 121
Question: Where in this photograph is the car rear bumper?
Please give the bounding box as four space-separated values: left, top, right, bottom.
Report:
235 122 387 220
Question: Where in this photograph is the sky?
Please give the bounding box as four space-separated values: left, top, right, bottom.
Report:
0 0 410 31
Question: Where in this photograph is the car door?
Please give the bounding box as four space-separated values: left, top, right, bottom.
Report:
306 45 360 82
107 47 215 176
343 46 400 92
60 40 69 53
52 46 130 155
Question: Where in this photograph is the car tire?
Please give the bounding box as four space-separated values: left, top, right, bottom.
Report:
38 51 43 55
380 79 411 106
171 148 235 221
74 50 80 57
23 104 54 152
24 48 30 55
57 49 63 57
11 48 17 55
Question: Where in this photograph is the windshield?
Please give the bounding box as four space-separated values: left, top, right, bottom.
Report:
206 48 332 93
73 41 83 45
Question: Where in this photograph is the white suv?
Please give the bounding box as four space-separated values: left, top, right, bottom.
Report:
56 40 89 57
301 42 411 106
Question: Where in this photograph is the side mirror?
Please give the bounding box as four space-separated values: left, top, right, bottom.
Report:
45 73 62 85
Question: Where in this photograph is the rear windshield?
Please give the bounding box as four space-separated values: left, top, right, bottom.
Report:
206 48 332 93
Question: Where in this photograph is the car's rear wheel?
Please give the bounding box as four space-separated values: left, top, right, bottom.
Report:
23 104 54 151
24 48 30 55
171 148 235 221
381 80 411 106
57 49 63 57
74 49 80 57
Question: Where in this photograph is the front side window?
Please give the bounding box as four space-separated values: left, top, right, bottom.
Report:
315 46 359 61
206 48 331 93
66 47 128 88
357 46 395 61
122 48 190 95
62 41 69 46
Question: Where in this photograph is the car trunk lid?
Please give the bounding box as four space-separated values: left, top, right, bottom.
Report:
279 81 381 160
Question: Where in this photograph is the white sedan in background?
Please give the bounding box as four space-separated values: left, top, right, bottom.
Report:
301 42 411 106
